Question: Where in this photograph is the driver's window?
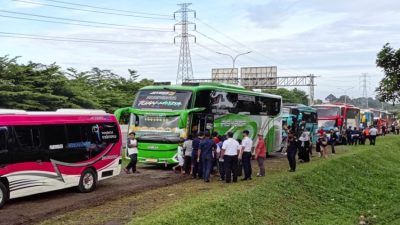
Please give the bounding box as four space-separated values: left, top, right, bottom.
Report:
0 126 7 152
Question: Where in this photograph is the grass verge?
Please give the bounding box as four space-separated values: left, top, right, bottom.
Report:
128 135 400 225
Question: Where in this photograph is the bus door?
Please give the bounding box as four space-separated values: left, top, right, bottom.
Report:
191 113 214 134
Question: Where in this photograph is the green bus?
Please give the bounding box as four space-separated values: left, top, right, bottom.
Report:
282 103 318 143
114 82 282 165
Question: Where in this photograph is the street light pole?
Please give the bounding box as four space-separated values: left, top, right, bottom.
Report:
337 87 354 104
216 51 252 78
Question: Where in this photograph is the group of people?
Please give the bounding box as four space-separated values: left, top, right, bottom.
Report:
339 125 379 146
279 122 383 172
175 130 267 183
123 121 392 179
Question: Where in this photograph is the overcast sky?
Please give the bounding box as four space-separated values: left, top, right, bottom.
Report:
1 0 400 100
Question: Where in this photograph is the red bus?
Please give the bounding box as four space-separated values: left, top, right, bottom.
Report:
371 109 394 134
0 109 122 208
313 103 360 132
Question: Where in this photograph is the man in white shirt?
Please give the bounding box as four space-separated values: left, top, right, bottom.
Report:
221 132 240 183
369 126 378 145
124 132 138 174
239 130 253 181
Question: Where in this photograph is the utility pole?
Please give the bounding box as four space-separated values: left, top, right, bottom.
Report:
308 74 315 106
215 51 252 76
174 3 196 84
361 73 368 108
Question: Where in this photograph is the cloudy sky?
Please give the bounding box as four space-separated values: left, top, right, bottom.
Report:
1 0 400 100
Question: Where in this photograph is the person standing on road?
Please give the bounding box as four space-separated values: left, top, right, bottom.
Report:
239 130 253 181
396 122 400 135
298 130 310 162
279 126 288 154
182 135 193 175
221 132 240 183
369 126 378 145
286 134 298 172
255 133 267 177
216 135 225 181
191 132 203 179
320 133 329 158
346 126 353 145
382 125 386 136
351 127 360 146
198 132 216 183
329 129 338 154
124 132 138 174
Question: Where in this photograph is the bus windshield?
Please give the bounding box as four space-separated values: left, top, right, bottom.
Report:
132 114 183 137
302 112 318 123
133 90 192 110
316 107 340 117
346 108 359 119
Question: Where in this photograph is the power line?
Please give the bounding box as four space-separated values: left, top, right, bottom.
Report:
0 10 172 32
39 0 171 17
0 31 172 45
195 17 308 75
196 18 248 49
195 30 239 53
0 15 173 33
12 0 174 20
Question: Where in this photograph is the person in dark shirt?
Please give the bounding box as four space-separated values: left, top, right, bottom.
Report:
286 134 299 172
351 127 360 146
346 126 353 145
191 132 203 179
329 129 338 154
198 132 216 182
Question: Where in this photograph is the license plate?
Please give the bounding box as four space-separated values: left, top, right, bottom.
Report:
146 158 158 163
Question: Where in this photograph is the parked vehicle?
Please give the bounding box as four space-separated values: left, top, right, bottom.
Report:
0 109 122 208
313 103 360 133
115 82 282 165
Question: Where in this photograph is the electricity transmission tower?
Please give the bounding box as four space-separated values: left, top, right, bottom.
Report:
360 73 368 108
174 3 196 84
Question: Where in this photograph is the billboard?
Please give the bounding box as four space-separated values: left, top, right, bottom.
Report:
240 66 277 89
211 68 238 84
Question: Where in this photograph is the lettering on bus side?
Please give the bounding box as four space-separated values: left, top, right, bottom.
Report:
221 120 247 127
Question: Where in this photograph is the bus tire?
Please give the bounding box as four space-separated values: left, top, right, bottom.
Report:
77 168 97 193
0 181 8 208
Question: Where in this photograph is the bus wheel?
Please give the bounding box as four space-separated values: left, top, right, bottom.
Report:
77 168 97 193
0 182 8 208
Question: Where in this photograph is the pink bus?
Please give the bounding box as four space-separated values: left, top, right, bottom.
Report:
0 109 122 208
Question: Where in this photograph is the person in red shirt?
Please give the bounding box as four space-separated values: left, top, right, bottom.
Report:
212 131 220 144
255 133 267 177
318 127 325 136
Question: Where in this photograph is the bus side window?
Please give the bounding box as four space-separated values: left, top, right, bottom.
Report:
13 126 43 162
0 127 7 153
259 96 281 116
41 125 67 162
14 126 42 150
65 125 90 163
0 127 8 165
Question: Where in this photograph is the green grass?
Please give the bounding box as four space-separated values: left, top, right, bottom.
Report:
128 136 400 225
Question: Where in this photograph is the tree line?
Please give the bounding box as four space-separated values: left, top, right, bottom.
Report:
0 56 153 113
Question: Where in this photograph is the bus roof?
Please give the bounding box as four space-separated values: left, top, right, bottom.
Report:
139 82 282 99
283 103 316 112
0 109 107 115
312 103 359 109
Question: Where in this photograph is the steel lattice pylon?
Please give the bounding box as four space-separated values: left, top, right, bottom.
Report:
174 3 196 84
